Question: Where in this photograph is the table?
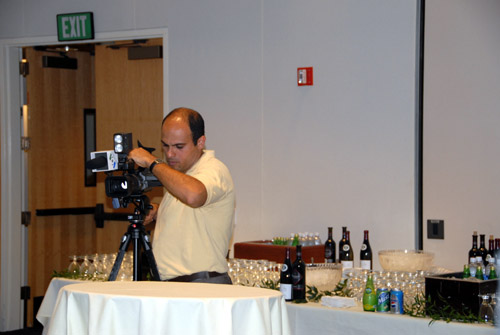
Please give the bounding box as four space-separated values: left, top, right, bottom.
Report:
42 280 290 335
38 278 498 335
287 301 498 335
36 278 84 329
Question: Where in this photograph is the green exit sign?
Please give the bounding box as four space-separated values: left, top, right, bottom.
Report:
57 12 94 42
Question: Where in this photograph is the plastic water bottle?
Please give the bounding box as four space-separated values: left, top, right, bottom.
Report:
314 232 322 245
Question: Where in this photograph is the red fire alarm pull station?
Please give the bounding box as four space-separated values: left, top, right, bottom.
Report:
297 67 313 86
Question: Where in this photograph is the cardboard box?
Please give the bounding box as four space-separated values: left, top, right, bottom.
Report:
233 240 325 264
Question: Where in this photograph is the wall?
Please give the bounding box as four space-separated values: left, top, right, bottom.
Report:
1 0 419 328
1 0 420 265
423 0 500 270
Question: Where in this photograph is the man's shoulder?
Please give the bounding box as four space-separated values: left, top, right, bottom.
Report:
192 150 231 175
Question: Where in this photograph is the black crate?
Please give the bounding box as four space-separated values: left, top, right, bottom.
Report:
425 272 498 315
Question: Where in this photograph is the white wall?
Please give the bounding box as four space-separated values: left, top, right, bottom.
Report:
423 0 500 270
0 0 420 329
1 0 420 268
261 0 418 265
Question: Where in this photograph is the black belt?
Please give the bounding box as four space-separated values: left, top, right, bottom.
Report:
168 271 226 282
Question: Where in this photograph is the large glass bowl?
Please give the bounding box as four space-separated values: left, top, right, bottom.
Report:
378 249 434 272
306 263 342 291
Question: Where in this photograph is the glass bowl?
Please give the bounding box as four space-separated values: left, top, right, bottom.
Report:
378 249 434 272
306 263 342 291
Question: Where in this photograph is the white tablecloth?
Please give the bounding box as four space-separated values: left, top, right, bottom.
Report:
37 278 498 335
287 301 498 335
43 280 290 335
36 278 84 330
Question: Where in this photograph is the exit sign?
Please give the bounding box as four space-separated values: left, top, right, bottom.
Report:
57 12 94 42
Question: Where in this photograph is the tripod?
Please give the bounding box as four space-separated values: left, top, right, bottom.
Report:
108 195 160 281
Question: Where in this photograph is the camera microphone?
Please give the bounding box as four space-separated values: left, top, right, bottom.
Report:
85 156 108 170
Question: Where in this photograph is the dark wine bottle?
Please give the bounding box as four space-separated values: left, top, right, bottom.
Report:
340 230 354 269
324 227 336 263
486 235 495 265
280 247 293 301
360 230 373 270
468 231 478 264
291 245 306 300
495 238 500 265
479 234 487 266
338 226 347 262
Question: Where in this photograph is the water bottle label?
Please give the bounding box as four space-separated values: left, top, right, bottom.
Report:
476 256 483 263
360 260 371 270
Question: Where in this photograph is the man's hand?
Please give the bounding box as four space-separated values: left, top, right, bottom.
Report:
144 203 159 224
128 148 156 168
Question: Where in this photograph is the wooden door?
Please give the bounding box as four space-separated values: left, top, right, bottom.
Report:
25 47 97 319
25 38 163 326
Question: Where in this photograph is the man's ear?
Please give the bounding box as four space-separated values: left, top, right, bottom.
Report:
197 135 206 149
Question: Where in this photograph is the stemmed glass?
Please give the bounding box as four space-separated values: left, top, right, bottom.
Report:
68 255 79 276
80 255 92 279
479 294 494 324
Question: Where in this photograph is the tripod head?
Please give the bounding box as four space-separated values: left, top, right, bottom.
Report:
123 195 151 223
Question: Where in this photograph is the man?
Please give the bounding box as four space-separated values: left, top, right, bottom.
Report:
128 107 235 284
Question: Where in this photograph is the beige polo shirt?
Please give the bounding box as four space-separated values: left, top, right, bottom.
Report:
152 150 235 280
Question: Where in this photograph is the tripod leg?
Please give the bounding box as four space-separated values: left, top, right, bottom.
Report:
139 230 161 281
108 232 132 281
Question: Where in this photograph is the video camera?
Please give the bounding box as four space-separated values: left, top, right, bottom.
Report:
86 133 162 209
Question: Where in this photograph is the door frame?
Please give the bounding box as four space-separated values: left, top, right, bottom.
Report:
0 28 168 330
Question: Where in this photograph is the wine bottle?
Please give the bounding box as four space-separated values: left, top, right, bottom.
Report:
324 227 336 263
338 226 347 262
495 238 500 267
486 235 495 265
291 245 306 300
340 230 354 269
360 230 373 270
468 231 478 264
280 247 293 301
362 274 377 311
478 234 487 266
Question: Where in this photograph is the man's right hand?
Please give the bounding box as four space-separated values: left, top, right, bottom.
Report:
128 147 156 169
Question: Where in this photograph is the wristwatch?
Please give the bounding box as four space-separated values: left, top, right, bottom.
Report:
149 158 165 172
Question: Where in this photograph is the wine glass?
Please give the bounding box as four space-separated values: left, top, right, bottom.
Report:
68 255 79 276
479 294 494 324
80 255 91 279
